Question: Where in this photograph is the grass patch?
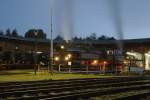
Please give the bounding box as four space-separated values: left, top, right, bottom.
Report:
0 70 112 83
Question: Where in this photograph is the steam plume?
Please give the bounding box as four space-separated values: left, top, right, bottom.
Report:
60 0 73 41
109 0 124 52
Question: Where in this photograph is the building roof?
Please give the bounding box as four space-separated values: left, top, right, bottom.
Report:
0 35 50 43
0 35 150 45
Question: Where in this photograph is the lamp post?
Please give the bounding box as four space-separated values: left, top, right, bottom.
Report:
65 54 72 73
54 56 60 72
103 61 107 73
86 60 89 74
50 25 53 74
34 29 38 75
61 45 64 50
68 54 72 73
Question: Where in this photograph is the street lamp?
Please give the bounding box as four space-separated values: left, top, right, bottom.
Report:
92 60 98 65
54 56 59 61
68 54 72 73
68 54 72 59
64 55 72 73
65 56 69 61
61 45 64 50
54 56 61 72
103 61 107 73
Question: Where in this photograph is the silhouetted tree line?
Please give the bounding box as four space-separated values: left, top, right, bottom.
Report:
0 29 21 37
0 29 47 39
54 33 115 41
0 29 115 40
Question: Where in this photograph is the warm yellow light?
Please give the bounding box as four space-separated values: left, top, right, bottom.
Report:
93 60 98 64
54 56 59 61
92 60 98 65
61 45 64 49
65 57 69 61
68 54 72 58
104 61 107 64
123 60 128 64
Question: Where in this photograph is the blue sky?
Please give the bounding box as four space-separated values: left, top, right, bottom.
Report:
0 0 150 40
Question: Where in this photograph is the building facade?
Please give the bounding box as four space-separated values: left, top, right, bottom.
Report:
0 35 150 72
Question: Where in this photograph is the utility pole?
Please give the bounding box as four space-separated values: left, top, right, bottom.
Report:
34 29 38 75
49 1 53 74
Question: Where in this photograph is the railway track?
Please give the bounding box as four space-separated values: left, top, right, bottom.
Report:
0 77 144 91
0 76 149 100
114 91 150 100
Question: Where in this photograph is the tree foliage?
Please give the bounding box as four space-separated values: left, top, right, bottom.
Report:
0 28 116 41
25 29 47 39
12 29 19 37
73 36 82 41
0 30 3 35
6 29 11 36
85 33 97 40
54 35 64 41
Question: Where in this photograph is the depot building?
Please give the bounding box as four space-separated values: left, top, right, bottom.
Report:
0 35 150 72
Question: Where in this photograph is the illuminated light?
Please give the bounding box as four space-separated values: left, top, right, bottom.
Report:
145 53 150 57
65 56 69 61
61 45 64 49
107 50 113 55
93 60 98 64
123 60 128 64
36 51 43 54
68 54 72 58
54 56 59 61
15 46 18 50
91 60 98 65
126 52 137 56
145 53 150 70
104 61 107 64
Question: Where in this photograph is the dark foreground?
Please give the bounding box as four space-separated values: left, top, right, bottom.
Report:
0 76 150 100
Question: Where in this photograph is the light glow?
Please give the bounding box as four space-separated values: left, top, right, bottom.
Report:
65 56 69 61
145 52 150 70
68 54 72 58
91 60 98 65
61 45 64 49
104 61 107 64
54 56 59 61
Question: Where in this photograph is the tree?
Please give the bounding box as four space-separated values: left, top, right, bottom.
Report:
37 29 46 39
98 35 107 40
73 36 83 41
12 29 18 37
54 35 64 41
25 29 47 39
0 30 4 35
6 29 11 36
108 37 116 40
2 51 12 63
85 33 97 40
98 35 116 40
90 33 97 40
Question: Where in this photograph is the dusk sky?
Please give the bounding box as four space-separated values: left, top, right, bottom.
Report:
0 0 150 40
